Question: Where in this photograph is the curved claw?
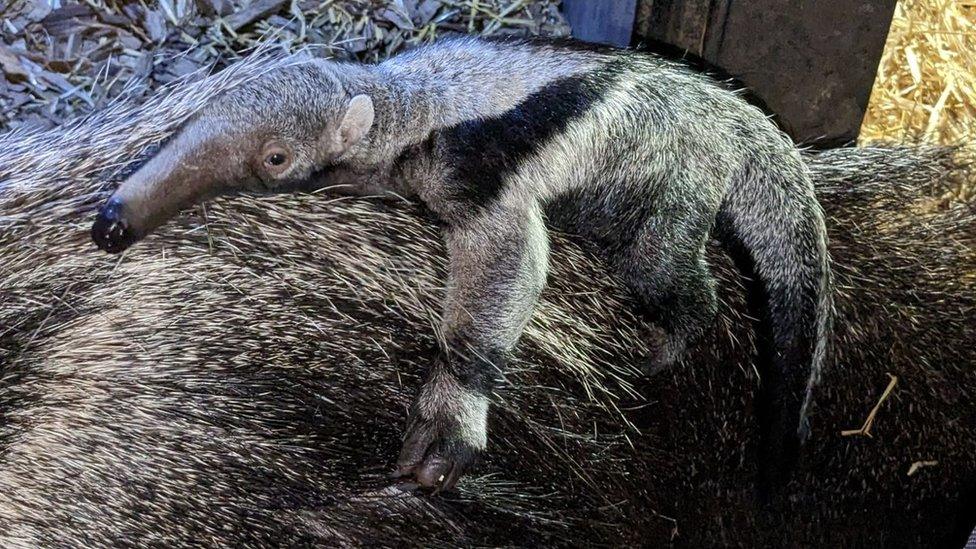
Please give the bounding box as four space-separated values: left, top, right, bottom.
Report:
395 417 478 493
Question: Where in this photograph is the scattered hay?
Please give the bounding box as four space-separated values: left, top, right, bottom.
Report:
861 0 975 205
861 0 975 148
907 460 939 476
841 373 899 438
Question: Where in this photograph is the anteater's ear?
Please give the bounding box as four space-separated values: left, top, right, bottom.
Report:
337 94 374 151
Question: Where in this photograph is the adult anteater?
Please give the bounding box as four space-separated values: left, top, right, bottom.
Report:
1 52 974 547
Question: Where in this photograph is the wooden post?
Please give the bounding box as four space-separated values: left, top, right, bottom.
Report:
562 0 638 47
634 0 898 145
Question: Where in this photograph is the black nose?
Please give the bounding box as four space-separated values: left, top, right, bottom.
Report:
91 198 137 253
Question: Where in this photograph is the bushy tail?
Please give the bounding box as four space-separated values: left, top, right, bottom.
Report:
717 157 833 483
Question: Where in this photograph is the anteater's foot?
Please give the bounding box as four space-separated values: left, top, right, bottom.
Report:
394 372 488 492
395 415 479 492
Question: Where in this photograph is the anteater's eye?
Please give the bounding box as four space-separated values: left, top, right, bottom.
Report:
260 143 291 175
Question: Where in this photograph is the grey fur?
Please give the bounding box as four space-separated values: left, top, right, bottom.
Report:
2 57 975 545
90 38 833 487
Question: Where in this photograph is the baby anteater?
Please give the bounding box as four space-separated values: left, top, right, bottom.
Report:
91 37 832 490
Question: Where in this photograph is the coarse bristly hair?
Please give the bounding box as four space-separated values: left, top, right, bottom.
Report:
1 51 975 547
88 36 834 491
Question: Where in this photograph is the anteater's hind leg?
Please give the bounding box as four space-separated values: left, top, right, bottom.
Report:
612 212 719 374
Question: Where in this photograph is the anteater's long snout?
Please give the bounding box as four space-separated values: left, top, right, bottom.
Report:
90 122 238 255
92 197 141 253
90 168 201 255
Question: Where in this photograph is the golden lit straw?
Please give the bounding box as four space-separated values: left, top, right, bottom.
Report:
860 0 975 148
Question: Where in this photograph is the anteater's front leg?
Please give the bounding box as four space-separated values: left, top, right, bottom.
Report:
396 202 549 491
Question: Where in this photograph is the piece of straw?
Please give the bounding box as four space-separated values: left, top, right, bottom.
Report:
841 373 899 438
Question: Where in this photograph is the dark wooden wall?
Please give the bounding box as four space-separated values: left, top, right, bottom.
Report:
563 0 898 145
561 0 638 47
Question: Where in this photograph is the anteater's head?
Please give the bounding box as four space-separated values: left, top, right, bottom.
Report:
91 61 374 253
